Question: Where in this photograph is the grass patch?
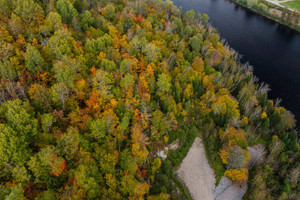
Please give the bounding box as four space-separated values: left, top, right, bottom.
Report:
202 134 225 184
281 0 300 10
200 122 225 184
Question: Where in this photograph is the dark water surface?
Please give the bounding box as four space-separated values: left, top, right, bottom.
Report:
173 0 300 128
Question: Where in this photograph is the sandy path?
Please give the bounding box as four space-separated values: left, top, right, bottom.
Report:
176 137 216 200
279 0 294 3
266 0 296 12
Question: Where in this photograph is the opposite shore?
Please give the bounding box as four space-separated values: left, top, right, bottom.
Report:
227 0 300 33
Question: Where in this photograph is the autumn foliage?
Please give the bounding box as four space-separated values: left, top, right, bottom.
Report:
0 0 298 199
224 168 248 182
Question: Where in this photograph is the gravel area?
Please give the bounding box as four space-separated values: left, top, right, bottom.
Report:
214 177 232 198
215 181 247 200
176 137 216 200
214 145 263 200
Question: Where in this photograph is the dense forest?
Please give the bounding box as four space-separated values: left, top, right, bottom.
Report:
0 0 299 199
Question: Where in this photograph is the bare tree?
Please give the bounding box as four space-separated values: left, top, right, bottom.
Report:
258 82 271 94
52 83 69 109
229 117 241 128
289 167 300 188
227 145 248 169
252 75 259 83
274 98 282 107
249 145 266 168
267 136 282 164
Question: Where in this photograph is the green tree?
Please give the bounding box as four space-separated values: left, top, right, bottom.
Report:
46 29 74 59
184 9 196 24
247 0 258 7
249 169 270 199
28 145 64 182
46 12 63 31
89 118 107 140
0 99 38 140
148 193 170 200
143 43 161 63
35 190 57 200
258 3 268 11
0 0 11 16
129 36 146 56
189 33 203 52
200 14 209 25
14 0 43 23
93 69 114 98
119 112 131 133
269 111 284 131
105 4 115 21
0 58 17 80
119 150 138 175
119 175 137 196
100 59 116 72
184 25 193 37
74 162 101 199
0 100 38 177
93 144 118 174
81 10 94 31
151 110 169 138
275 107 295 130
119 59 132 75
120 73 135 92
56 0 78 24
53 58 77 88
157 74 171 95
4 185 24 200
25 44 46 73
85 34 113 55
174 18 184 36
57 127 80 161
8 13 23 38
0 125 29 177
42 113 56 133
12 166 31 184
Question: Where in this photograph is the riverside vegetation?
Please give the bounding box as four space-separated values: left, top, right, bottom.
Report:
229 0 300 32
0 0 299 199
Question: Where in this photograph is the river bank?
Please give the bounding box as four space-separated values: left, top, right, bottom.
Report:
173 0 300 129
228 0 300 33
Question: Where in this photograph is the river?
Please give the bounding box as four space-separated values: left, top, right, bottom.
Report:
173 0 300 128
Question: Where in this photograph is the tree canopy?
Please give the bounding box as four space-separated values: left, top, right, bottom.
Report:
0 0 298 199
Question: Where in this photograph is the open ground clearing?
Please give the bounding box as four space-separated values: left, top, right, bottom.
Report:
177 137 216 200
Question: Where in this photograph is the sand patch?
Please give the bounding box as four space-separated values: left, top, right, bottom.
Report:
177 137 216 200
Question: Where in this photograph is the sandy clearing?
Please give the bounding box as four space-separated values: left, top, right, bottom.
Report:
176 137 216 200
176 139 262 200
